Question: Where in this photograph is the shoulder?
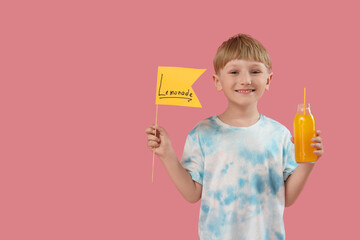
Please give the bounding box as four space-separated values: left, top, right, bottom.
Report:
188 116 220 138
262 115 287 129
261 115 292 137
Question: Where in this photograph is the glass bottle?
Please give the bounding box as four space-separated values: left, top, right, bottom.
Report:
294 104 317 163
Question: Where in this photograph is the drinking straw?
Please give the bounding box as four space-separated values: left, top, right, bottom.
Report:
303 88 306 115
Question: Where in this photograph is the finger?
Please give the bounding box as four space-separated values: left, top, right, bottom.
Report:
145 127 155 135
314 150 324 157
311 143 323 150
151 125 168 138
147 134 160 143
311 137 322 143
145 125 161 136
147 140 160 149
316 130 321 136
148 146 158 152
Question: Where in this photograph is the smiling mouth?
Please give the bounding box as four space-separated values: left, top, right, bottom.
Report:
235 89 255 93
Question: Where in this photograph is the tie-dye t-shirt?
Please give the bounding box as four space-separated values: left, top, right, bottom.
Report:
181 114 298 240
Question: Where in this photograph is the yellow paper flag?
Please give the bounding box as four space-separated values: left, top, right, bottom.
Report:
156 66 206 108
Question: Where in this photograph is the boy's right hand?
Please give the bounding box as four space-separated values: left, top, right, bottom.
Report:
145 125 174 159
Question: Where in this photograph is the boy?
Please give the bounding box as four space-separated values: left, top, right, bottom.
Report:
145 34 324 239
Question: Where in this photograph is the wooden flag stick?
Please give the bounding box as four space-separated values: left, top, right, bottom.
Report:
152 104 159 183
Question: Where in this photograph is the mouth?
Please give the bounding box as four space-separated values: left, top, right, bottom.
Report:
235 89 255 94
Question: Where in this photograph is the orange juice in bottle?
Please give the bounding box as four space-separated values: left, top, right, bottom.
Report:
294 104 317 163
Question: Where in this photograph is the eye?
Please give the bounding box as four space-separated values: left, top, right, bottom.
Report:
230 71 238 75
251 70 261 74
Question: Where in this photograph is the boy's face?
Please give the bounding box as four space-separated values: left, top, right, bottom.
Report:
213 59 273 108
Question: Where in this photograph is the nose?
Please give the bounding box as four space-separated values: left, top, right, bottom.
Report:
238 72 251 85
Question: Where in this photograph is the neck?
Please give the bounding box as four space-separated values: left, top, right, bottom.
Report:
218 102 260 127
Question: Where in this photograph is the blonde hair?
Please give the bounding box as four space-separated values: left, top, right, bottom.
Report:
213 34 272 74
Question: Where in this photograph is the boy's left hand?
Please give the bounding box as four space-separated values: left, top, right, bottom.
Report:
311 130 324 159
291 130 324 160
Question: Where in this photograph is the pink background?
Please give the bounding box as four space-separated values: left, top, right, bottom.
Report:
1 0 359 239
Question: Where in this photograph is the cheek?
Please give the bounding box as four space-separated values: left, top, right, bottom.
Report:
220 81 230 89
254 85 267 95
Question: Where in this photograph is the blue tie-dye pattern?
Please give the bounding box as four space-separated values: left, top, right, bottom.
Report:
214 190 223 203
249 193 259 205
201 203 210 214
207 206 228 238
208 187 237 207
264 228 270 240
275 231 285 240
182 157 192 166
224 186 237 205
269 139 281 157
238 178 247 188
199 171 204 180
238 147 267 166
203 170 213 183
252 174 265 194
268 167 283 195
180 115 297 239
221 162 233 175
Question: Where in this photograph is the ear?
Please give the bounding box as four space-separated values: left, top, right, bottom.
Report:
265 72 273 91
213 74 223 91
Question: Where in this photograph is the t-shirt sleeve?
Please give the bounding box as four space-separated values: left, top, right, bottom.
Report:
283 129 298 181
180 130 204 185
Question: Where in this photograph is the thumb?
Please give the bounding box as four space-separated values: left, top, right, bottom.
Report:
152 125 168 138
156 125 168 137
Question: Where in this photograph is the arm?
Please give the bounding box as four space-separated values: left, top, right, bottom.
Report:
146 125 202 203
284 163 315 207
285 130 324 207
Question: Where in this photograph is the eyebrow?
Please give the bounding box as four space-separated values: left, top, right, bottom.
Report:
227 63 265 68
249 63 264 68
